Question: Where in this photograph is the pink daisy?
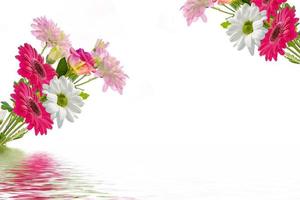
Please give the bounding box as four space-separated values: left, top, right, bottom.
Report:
251 0 287 19
68 48 96 75
259 7 299 61
95 55 128 95
181 0 214 25
93 39 110 58
31 17 71 55
11 82 53 135
16 43 57 92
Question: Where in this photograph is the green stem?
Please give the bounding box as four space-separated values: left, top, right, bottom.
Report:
2 115 18 135
0 112 12 133
74 75 87 84
4 119 21 138
1 122 25 145
222 4 236 13
75 77 97 87
287 47 300 59
5 122 25 139
40 43 48 55
292 41 300 53
211 7 234 16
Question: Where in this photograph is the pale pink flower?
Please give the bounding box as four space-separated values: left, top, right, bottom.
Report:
95 55 128 95
93 39 109 58
181 0 214 25
31 17 71 56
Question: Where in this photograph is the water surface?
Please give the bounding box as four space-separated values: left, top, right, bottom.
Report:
0 147 137 200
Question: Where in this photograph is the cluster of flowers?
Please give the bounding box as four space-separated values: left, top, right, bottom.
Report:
0 17 127 145
181 0 300 63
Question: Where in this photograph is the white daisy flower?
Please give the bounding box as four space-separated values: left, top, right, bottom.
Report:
43 76 84 128
227 3 267 55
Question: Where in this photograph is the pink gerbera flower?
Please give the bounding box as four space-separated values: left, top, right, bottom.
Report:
251 0 287 19
31 17 71 55
95 55 128 95
259 7 299 61
68 48 96 75
11 82 53 135
181 0 214 25
16 43 57 92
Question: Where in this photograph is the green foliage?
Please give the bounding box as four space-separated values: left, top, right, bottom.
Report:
1 101 12 112
40 95 47 103
221 21 231 29
56 57 69 77
241 0 250 4
230 0 243 10
79 92 90 100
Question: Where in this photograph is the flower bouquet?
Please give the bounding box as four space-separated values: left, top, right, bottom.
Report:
0 17 127 146
181 0 300 63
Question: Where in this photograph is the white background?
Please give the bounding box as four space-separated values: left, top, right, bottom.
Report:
1 0 300 199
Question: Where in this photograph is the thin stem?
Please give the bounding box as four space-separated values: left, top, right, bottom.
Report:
11 130 28 141
0 112 12 133
74 75 87 84
5 122 25 139
40 43 48 55
292 42 300 53
0 118 22 145
211 7 234 16
222 4 236 13
4 119 21 138
287 47 300 59
75 77 97 87
2 115 17 135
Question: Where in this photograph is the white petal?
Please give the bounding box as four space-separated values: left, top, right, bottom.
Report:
68 103 82 114
245 36 255 55
57 108 66 128
66 108 75 122
230 31 242 42
253 20 263 30
44 102 59 114
46 93 57 103
69 96 84 107
237 37 246 50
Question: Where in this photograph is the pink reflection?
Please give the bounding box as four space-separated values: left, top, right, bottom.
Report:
0 153 62 199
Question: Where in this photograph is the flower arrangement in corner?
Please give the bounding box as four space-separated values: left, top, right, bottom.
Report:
0 17 128 146
181 0 300 63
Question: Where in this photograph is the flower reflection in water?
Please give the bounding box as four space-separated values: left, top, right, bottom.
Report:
0 147 137 200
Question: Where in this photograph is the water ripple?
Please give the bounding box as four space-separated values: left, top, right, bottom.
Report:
0 147 137 200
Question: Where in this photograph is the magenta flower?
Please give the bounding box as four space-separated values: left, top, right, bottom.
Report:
16 43 57 92
95 55 128 95
251 0 287 20
68 48 96 75
181 0 214 25
31 17 71 55
11 82 53 135
259 7 299 61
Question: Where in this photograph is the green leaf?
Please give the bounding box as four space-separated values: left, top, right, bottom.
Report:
241 0 250 4
230 0 243 9
1 101 12 112
68 73 79 82
40 95 47 103
221 21 231 29
56 57 69 77
79 92 90 100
